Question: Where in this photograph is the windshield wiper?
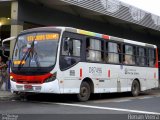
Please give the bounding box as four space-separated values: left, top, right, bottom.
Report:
18 39 35 70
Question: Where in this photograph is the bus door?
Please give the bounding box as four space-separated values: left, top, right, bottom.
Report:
59 32 85 93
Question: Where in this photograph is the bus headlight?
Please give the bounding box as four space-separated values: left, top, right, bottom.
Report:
10 76 16 82
44 73 57 83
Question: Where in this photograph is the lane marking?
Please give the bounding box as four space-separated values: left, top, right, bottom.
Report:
90 95 158 103
138 96 154 100
113 99 131 102
55 103 160 115
90 93 160 103
92 99 132 103
13 98 160 114
154 95 160 98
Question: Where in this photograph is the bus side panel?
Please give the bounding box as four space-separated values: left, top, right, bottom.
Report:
57 62 159 94
146 68 159 89
58 62 117 94
58 63 84 94
119 66 144 92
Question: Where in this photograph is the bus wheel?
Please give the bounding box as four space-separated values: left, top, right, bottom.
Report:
77 82 91 102
131 80 140 97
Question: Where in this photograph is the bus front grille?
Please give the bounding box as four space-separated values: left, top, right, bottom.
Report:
16 80 42 84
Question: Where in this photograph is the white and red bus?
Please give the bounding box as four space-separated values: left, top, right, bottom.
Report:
10 27 159 101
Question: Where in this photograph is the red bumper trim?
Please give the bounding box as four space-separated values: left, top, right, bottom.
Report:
10 72 52 84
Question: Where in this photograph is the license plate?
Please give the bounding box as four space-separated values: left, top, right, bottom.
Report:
24 85 33 90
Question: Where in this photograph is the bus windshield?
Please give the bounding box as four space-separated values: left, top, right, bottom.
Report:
12 32 59 68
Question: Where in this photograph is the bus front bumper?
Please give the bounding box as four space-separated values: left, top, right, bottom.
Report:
10 79 60 93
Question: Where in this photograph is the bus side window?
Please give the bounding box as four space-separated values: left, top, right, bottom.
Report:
107 42 121 63
137 47 147 66
148 48 155 67
62 38 81 56
62 37 70 56
60 37 81 70
86 38 104 62
123 45 135 65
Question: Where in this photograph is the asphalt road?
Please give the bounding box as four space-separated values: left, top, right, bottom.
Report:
0 90 160 120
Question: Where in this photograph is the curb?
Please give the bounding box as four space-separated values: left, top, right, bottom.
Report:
0 96 17 101
0 91 18 101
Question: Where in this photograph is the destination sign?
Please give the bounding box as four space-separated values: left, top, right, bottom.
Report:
13 60 26 65
27 33 59 41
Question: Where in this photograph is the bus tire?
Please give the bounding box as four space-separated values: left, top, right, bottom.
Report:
77 82 91 102
131 80 140 97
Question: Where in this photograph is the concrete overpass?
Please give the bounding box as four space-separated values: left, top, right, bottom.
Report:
0 0 160 58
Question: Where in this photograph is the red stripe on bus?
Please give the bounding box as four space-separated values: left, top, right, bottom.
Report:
108 70 110 78
155 48 158 68
102 35 109 40
80 68 83 78
10 72 52 84
154 72 156 79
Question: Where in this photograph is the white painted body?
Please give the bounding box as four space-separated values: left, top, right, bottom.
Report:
57 62 158 94
10 27 159 94
11 62 159 94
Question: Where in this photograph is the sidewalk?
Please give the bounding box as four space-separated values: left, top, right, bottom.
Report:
0 90 17 101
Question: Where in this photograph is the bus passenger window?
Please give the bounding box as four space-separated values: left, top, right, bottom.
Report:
107 42 121 63
86 38 104 62
124 45 135 65
148 49 155 67
137 47 146 66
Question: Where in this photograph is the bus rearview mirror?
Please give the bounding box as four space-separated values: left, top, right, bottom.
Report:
68 40 73 54
63 37 73 54
64 40 68 51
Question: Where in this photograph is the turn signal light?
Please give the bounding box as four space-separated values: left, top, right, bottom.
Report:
10 76 16 82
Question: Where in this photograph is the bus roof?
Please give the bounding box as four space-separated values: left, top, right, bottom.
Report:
20 26 156 48
62 27 156 48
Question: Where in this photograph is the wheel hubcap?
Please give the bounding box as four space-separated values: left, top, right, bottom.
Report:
80 87 88 97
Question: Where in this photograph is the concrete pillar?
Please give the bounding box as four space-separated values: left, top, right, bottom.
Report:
10 25 23 58
10 0 23 58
